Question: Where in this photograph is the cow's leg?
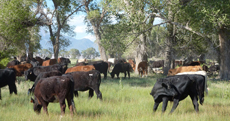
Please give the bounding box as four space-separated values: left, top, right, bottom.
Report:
89 89 94 98
9 83 17 95
74 91 78 97
59 98 66 115
116 73 120 79
40 101 49 115
190 95 199 112
66 97 75 115
92 86 102 100
127 71 130 79
124 71 127 78
0 88 1 100
104 72 107 79
169 99 179 114
153 102 160 112
162 97 169 113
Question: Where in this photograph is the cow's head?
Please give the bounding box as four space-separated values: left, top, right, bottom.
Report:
31 97 42 114
110 72 115 78
24 68 33 80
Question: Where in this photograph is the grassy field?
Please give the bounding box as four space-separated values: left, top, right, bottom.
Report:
1 62 230 121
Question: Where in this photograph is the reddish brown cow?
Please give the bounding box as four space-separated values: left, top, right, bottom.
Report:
128 59 136 71
31 76 75 115
137 61 148 77
167 65 203 76
42 59 57 66
65 65 95 73
8 63 33 76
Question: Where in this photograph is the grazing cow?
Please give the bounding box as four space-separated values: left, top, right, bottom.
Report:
110 62 133 79
114 59 127 65
42 59 57 66
150 74 205 114
176 71 208 95
28 71 63 94
128 59 136 71
149 60 164 68
24 64 68 81
208 65 220 73
8 63 33 76
31 76 75 115
138 61 148 77
65 65 95 73
58 57 71 65
6 59 20 67
63 70 102 100
0 68 17 99
75 61 108 79
167 65 203 76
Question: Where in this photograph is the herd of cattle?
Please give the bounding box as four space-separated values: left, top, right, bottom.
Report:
0 57 219 115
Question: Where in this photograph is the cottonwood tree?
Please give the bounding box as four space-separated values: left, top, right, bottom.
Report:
83 0 110 61
81 47 99 59
69 49 81 59
40 0 83 60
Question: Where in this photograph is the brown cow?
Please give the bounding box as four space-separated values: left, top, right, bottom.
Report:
42 59 57 66
128 59 136 71
8 63 33 76
167 65 203 76
65 65 95 73
137 61 148 77
31 76 75 115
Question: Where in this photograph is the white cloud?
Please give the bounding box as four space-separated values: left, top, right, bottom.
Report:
74 26 86 33
68 15 86 26
83 35 96 42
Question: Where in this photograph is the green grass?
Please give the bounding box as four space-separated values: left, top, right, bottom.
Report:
0 72 230 121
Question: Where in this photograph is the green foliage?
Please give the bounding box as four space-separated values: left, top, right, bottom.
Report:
59 49 69 58
81 47 100 59
69 48 81 59
0 58 10 68
0 0 35 46
38 49 52 58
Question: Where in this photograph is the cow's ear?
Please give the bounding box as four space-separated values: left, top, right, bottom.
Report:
31 97 35 103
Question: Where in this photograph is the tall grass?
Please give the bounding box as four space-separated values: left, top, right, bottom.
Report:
0 72 230 121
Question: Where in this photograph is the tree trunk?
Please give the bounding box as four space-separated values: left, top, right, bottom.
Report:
134 34 148 74
218 27 230 79
93 27 107 61
163 1 173 75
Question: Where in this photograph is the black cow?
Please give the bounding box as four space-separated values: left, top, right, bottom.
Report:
149 60 164 68
31 75 75 115
76 61 108 79
6 59 20 67
150 74 205 114
58 57 71 65
110 62 133 79
0 68 17 99
63 70 102 100
28 71 63 94
24 64 68 81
